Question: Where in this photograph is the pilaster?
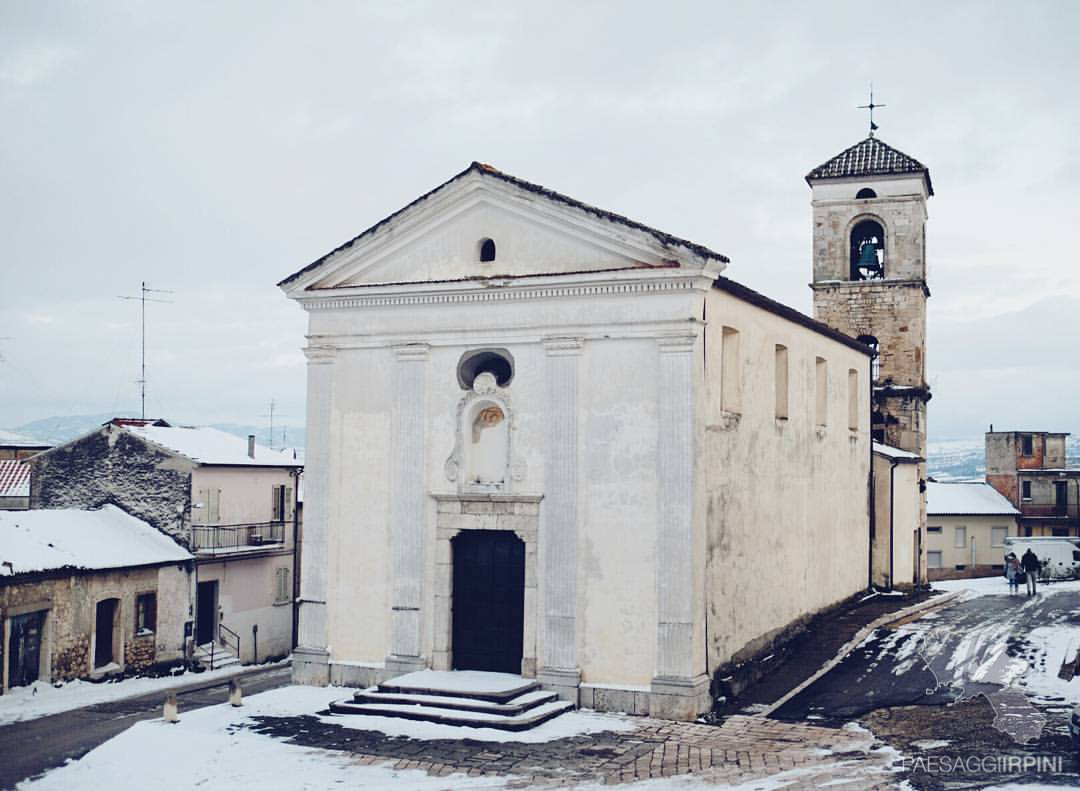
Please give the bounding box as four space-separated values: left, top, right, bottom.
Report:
293 344 334 686
652 333 708 719
387 343 430 671
538 336 582 700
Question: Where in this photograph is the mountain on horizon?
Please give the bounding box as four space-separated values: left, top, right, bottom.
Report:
5 412 306 452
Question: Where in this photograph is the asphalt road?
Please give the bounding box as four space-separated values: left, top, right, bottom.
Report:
774 587 1080 721
0 665 292 790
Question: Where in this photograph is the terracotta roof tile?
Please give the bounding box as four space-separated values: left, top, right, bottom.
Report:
806 136 933 195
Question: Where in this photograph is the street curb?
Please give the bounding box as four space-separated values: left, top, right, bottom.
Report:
755 591 963 718
146 659 292 700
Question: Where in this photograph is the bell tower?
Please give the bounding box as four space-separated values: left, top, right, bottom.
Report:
806 136 932 458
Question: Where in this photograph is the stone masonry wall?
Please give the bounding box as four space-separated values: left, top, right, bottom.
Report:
30 425 194 545
812 280 927 389
1 564 190 693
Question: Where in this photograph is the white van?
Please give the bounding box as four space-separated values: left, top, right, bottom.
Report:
1003 537 1080 581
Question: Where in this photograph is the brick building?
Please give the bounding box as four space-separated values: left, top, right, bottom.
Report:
985 430 1080 537
0 506 192 693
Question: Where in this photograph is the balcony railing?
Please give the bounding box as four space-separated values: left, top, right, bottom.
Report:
192 521 285 553
1020 503 1080 519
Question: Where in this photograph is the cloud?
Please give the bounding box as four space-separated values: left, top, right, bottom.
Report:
0 43 75 88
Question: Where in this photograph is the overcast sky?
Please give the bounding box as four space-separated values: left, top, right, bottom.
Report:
2 1 1078 442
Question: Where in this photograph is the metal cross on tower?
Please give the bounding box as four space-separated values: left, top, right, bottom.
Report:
117 281 173 419
858 84 886 137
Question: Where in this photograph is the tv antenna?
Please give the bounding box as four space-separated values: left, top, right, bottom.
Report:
261 399 287 449
117 281 173 419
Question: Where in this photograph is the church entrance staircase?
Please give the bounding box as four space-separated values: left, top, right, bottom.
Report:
329 670 574 731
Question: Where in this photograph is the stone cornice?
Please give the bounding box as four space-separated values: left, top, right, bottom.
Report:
296 270 710 312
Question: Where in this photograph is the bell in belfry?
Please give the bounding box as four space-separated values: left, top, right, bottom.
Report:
856 239 882 278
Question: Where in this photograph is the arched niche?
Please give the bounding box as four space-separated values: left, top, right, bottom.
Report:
445 371 526 492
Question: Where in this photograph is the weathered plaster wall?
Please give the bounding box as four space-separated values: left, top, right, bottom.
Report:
30 426 194 543
871 456 924 589
1 563 189 693
703 288 871 672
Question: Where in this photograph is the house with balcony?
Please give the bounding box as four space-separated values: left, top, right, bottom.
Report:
27 418 302 665
985 430 1080 537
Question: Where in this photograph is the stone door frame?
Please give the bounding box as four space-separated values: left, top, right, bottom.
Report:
432 493 541 677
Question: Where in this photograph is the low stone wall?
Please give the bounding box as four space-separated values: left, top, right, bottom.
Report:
927 566 1001 582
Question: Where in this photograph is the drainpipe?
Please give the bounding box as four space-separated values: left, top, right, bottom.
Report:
291 468 301 650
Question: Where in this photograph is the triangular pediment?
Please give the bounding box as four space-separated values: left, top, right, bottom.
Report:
279 163 728 294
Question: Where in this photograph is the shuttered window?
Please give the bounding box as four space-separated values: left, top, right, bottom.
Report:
274 567 290 605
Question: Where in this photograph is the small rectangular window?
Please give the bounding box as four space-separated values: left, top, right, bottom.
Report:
991 527 1007 548
847 369 859 431
774 344 788 420
815 357 828 427
927 526 942 534
274 567 291 605
135 592 156 635
927 551 943 569
954 565 966 571
1052 527 1068 537
1021 435 1034 456
721 327 741 413
1021 481 1032 500
954 526 967 549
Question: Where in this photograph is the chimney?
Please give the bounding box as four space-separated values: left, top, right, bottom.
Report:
247 435 256 459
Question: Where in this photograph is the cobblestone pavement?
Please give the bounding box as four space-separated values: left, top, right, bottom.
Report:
243 713 906 788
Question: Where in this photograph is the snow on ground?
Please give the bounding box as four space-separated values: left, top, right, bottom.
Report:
933 576 1080 598
0 662 285 726
18 685 635 791
910 739 951 750
384 669 533 695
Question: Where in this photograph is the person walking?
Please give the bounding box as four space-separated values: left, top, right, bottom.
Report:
1021 548 1041 595
1005 553 1021 593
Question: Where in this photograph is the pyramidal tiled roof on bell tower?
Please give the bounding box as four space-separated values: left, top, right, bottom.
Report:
806 136 933 195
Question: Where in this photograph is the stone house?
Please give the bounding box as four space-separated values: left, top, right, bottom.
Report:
985 430 1080 537
278 160 875 720
0 505 191 694
926 481 1020 580
28 418 302 664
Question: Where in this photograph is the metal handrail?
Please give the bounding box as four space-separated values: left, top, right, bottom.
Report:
191 521 285 552
219 623 240 661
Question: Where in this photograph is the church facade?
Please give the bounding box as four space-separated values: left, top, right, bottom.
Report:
280 160 874 720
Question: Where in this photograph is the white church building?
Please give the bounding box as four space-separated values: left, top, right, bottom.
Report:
279 160 878 720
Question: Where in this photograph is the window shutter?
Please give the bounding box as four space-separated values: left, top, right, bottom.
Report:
285 487 293 520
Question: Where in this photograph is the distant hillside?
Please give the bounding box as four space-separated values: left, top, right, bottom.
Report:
5 413 305 452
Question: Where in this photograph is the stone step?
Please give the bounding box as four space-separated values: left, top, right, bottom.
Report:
350 687 557 716
194 642 240 668
328 698 576 731
376 670 540 704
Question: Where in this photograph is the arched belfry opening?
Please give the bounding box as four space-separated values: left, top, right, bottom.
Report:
850 219 885 281
857 334 881 382
856 187 877 199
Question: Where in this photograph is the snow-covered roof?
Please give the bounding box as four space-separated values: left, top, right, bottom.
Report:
0 460 31 498
873 442 922 462
124 425 303 468
927 481 1020 517
0 505 192 577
